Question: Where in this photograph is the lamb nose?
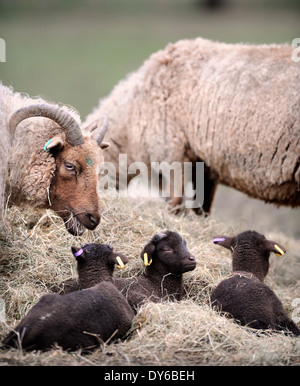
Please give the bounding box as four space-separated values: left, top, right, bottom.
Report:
189 256 196 261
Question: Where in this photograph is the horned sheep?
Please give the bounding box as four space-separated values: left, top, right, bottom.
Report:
84 37 300 213
0 82 110 235
210 230 300 336
2 244 134 351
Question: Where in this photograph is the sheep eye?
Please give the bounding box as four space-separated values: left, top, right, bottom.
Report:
163 248 173 253
65 163 76 172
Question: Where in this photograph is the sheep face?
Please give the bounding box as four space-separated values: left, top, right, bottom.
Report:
141 231 196 275
47 137 109 236
8 104 109 236
213 230 286 280
72 243 129 272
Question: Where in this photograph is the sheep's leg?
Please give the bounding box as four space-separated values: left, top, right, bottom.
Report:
191 162 218 215
165 161 218 215
169 195 183 212
276 312 300 336
202 171 218 214
168 166 184 213
280 320 300 336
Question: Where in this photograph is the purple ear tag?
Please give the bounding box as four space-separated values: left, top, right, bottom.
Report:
213 237 226 244
74 248 84 257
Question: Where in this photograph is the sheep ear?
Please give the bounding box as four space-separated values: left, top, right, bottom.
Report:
213 235 236 251
143 252 152 266
112 253 129 269
100 141 110 150
140 242 156 265
71 246 85 261
152 232 168 243
140 232 168 265
266 240 286 257
43 135 65 152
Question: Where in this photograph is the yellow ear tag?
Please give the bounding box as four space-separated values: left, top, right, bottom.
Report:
144 252 152 266
274 244 285 257
116 256 125 269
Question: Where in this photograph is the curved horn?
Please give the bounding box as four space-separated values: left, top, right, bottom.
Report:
91 115 109 146
9 104 84 146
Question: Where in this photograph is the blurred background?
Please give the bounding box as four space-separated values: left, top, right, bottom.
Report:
0 0 299 237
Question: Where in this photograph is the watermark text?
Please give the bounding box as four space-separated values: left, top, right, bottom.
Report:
292 38 300 63
0 38 6 62
98 155 204 209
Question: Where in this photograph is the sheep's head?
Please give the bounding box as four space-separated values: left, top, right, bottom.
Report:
213 230 287 280
9 104 110 236
71 243 128 287
141 231 196 274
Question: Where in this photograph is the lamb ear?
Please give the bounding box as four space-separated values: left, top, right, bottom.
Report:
111 252 129 269
213 235 237 251
140 242 156 265
266 240 286 257
71 246 85 261
140 232 168 266
152 232 168 243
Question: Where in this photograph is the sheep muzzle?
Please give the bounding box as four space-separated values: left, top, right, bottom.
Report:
183 255 197 271
65 214 84 236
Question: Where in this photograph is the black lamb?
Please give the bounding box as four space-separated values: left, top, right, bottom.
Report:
113 230 197 311
51 243 128 294
210 230 300 336
72 243 128 289
2 244 134 351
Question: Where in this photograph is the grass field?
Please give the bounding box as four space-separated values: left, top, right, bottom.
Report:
0 0 299 366
1 0 300 116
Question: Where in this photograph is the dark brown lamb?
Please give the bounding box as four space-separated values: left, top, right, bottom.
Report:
113 230 197 312
52 243 128 294
210 231 300 336
2 244 134 351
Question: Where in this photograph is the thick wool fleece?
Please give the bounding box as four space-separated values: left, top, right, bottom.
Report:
85 37 300 208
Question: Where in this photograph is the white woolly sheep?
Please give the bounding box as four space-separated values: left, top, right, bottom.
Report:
210 230 300 336
84 37 300 213
0 82 110 235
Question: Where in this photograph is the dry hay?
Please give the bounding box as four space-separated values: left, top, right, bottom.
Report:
0 194 299 366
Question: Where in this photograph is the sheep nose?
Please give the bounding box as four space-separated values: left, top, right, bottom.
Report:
188 255 196 261
88 213 101 228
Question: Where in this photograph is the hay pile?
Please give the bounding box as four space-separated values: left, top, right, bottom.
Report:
0 194 299 366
